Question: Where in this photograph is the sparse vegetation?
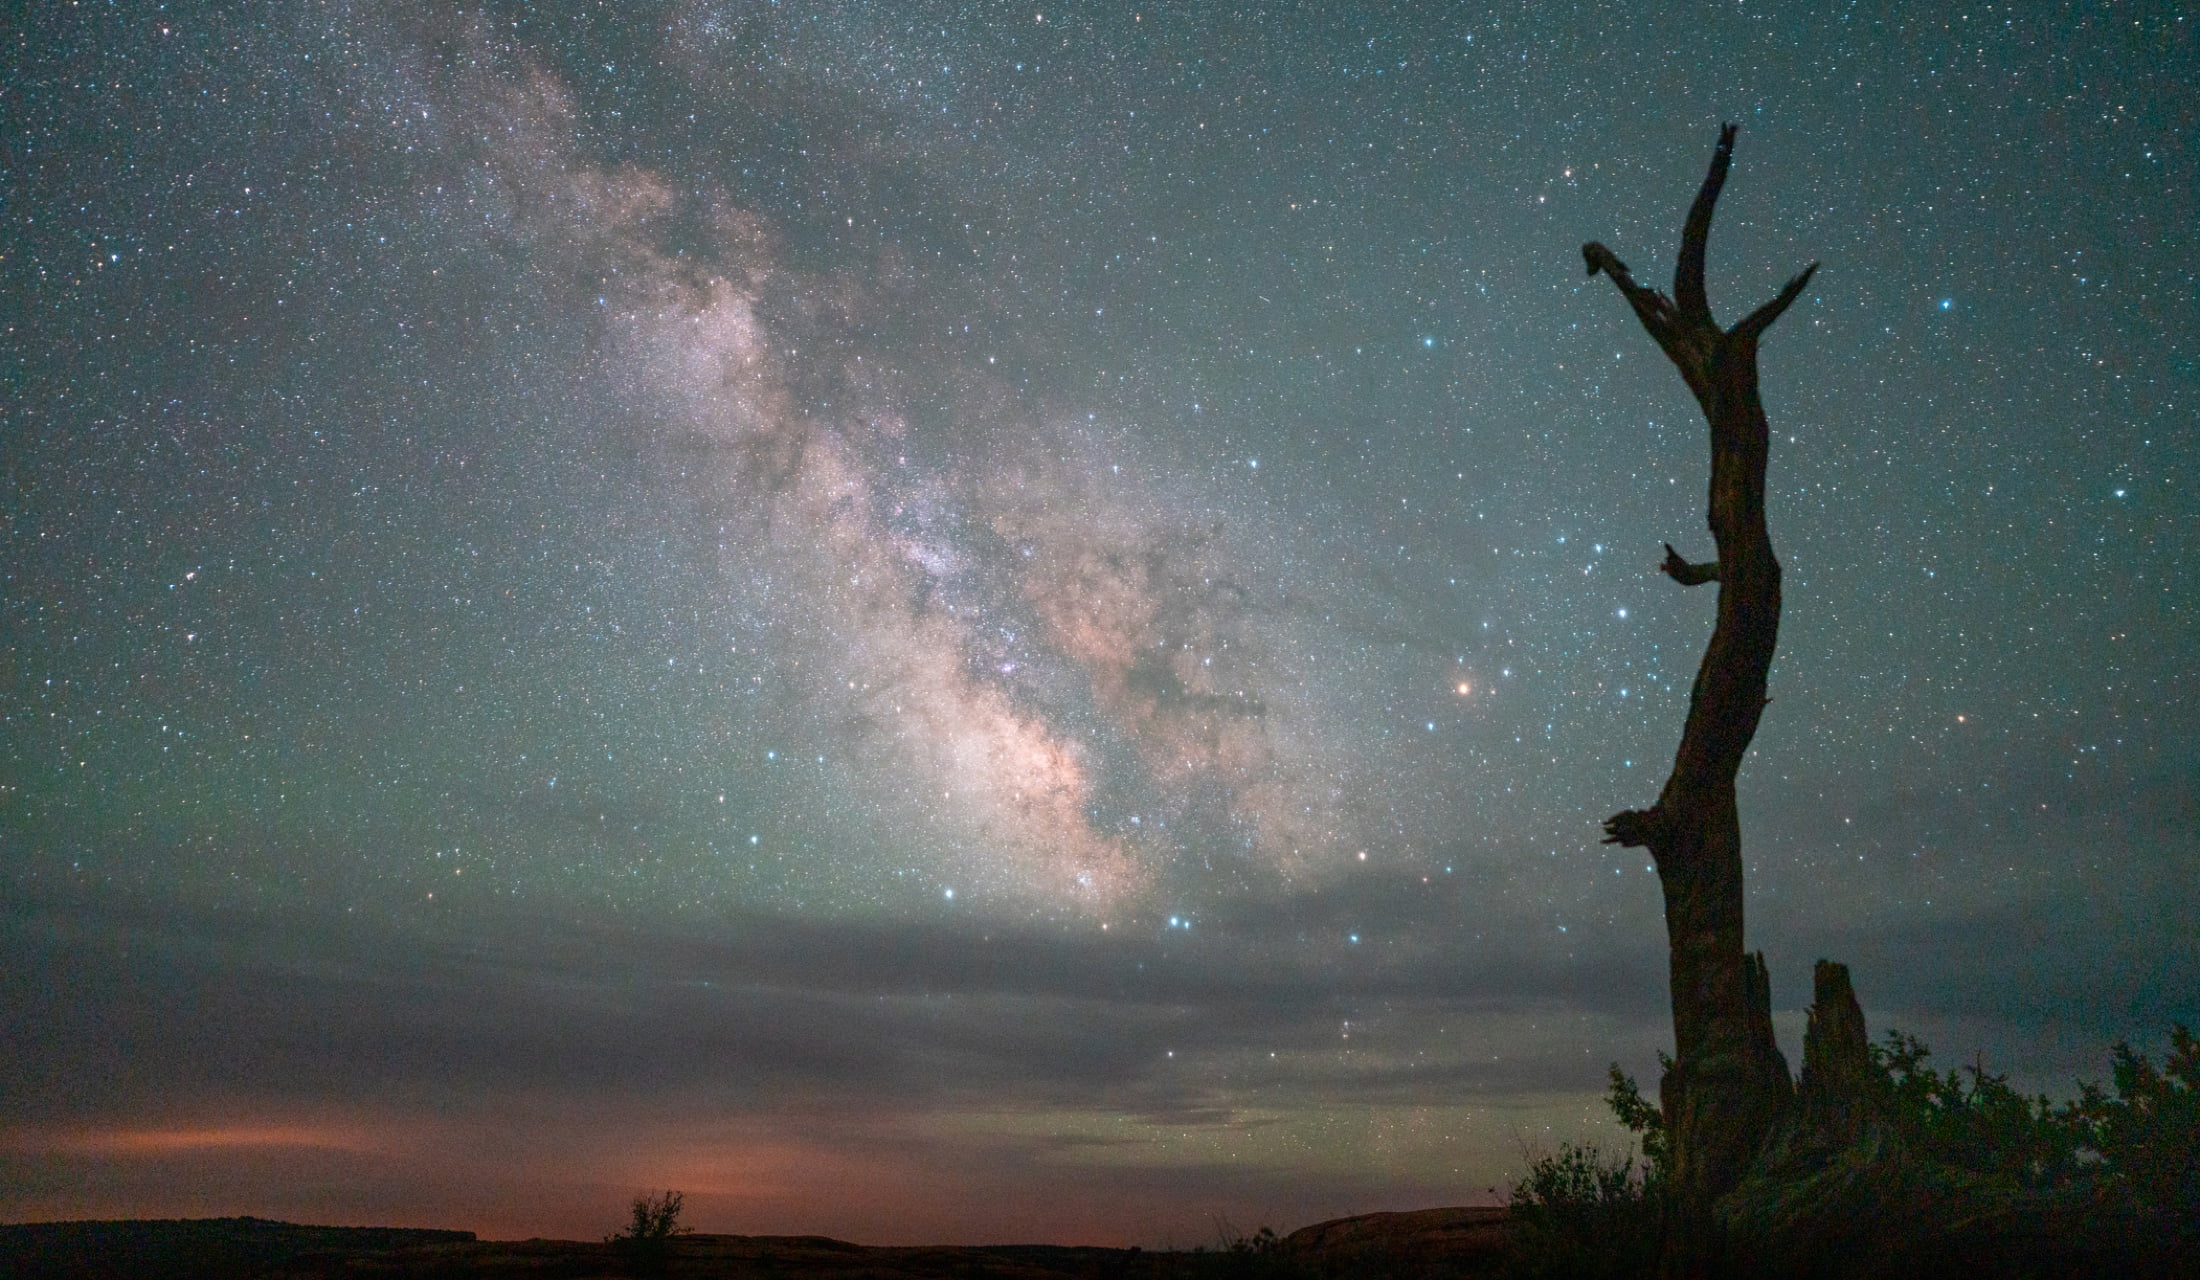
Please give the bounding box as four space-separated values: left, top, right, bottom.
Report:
606 1189 691 1276
1604 1058 1671 1179
2067 1023 2200 1230
1868 1029 2079 1187
1519 1026 2200 1277
1502 1141 1661 1280
1205 1220 1301 1277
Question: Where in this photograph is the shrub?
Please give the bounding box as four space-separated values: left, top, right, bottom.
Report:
1870 1029 2079 1190
1730 1025 2200 1277
607 1190 691 1276
1868 1022 2199 1227
1505 1027 2200 1276
2068 1025 2200 1237
1606 1059 1669 1180
1503 1141 1661 1280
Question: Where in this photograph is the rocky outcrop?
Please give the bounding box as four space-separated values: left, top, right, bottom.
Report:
1282 1206 1511 1273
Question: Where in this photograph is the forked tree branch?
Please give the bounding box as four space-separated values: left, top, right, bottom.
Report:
1674 124 1737 327
1582 242 1709 393
1581 243 1673 334
1587 122 1820 858
1731 262 1820 344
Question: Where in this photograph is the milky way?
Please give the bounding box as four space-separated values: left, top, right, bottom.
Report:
394 26 1463 919
4 0 2194 1244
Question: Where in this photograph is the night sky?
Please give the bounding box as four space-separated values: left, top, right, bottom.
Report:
4 0 2194 1247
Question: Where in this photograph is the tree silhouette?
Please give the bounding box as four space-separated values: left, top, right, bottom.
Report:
1580 124 1817 1221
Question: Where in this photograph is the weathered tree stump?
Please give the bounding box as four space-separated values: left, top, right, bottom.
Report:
1798 960 1877 1149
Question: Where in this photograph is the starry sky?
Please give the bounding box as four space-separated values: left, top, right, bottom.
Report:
3 0 2194 1247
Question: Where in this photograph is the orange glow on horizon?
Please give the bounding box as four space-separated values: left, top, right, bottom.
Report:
11 1124 381 1157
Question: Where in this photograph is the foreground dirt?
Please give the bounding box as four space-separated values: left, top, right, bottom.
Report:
2 1208 1512 1279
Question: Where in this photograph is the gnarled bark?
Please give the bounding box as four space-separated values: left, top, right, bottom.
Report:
1583 125 1818 1215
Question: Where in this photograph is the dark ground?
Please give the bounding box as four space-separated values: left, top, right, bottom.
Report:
0 1209 1512 1279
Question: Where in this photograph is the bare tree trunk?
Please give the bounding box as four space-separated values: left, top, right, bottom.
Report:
1582 125 1818 1221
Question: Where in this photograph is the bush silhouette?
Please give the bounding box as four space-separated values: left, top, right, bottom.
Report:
1503 1141 1662 1279
2069 1025 2200 1251
606 1190 691 1276
1521 1027 2198 1277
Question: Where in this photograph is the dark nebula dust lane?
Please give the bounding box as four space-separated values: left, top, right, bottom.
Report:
3 0 2194 1244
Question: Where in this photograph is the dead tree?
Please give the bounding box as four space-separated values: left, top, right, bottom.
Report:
1582 125 1817 1210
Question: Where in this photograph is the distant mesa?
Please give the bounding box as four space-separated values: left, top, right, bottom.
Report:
0 1217 476 1280
0 1208 1514 1278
